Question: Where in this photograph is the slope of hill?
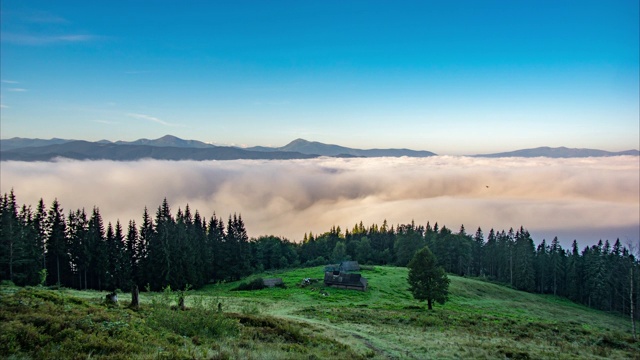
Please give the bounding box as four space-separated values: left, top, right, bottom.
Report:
247 138 438 157
0 140 317 161
3 266 635 359
114 134 215 148
0 137 73 151
474 146 640 158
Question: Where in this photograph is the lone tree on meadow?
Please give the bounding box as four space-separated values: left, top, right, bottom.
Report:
407 246 450 310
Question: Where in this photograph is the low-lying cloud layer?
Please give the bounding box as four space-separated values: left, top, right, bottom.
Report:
2 156 638 247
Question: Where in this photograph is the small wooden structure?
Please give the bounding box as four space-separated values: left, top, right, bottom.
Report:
339 261 360 272
324 271 368 291
324 261 367 291
262 278 284 288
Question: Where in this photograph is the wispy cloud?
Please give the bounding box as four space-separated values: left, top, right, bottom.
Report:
93 120 119 125
127 113 179 127
7 88 27 92
24 13 67 24
1 80 19 84
1 33 99 46
0 104 8 109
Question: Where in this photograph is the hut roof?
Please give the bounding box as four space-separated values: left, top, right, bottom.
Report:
262 278 283 288
339 261 360 272
324 271 367 290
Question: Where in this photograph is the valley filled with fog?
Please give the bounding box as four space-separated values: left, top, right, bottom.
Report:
2 156 637 247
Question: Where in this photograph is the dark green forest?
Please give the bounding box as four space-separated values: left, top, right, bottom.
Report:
0 190 638 319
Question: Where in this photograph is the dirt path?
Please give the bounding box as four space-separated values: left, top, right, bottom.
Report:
268 307 410 359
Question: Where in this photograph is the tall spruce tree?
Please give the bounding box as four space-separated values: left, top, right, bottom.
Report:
46 199 68 287
513 227 535 292
0 191 20 282
17 204 43 285
87 207 106 290
407 246 450 310
67 209 88 289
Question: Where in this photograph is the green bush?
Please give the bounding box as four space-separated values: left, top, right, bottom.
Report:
232 278 266 291
148 301 238 338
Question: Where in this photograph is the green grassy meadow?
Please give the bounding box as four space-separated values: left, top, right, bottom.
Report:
2 266 638 359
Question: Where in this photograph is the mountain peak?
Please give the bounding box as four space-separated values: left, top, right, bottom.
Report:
287 138 310 145
157 134 182 141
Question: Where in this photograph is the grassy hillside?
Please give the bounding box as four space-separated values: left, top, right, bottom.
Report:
1 266 637 359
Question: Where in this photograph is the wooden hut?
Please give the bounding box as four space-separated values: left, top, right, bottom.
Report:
262 278 284 288
324 271 368 291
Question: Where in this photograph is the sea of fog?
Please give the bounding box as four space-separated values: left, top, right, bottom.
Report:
1 156 638 248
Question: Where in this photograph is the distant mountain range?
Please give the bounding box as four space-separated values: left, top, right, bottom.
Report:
0 139 315 162
0 135 638 161
473 147 640 158
246 138 437 157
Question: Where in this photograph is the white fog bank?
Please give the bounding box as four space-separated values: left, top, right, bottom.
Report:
1 156 638 247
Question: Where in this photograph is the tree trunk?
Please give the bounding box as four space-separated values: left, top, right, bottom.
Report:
56 255 61 287
427 299 433 310
130 285 139 309
631 266 636 340
9 226 13 281
510 249 513 287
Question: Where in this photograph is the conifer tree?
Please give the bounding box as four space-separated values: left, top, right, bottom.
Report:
17 204 43 285
407 246 450 310
0 191 20 282
33 199 47 271
472 227 484 276
549 237 565 296
513 227 535 292
126 220 139 286
207 213 224 282
67 209 88 289
137 207 154 287
46 199 68 287
87 207 106 290
536 239 549 293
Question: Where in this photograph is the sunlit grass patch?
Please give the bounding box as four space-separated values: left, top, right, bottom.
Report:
2 266 638 359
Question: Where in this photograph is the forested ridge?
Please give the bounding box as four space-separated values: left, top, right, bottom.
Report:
0 190 637 318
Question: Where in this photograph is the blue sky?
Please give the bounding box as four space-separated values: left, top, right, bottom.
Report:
1 1 638 154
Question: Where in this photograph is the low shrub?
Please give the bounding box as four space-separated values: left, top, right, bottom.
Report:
232 278 266 291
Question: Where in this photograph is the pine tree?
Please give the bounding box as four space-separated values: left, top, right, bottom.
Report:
17 204 43 285
137 207 154 287
536 239 549 293
126 220 139 286
0 191 20 282
484 229 497 279
114 220 129 289
67 209 88 289
472 227 484 276
566 240 582 302
46 199 68 287
231 214 252 279
549 237 565 296
407 246 450 310
147 199 174 290
87 207 106 290
33 199 47 272
513 227 535 292
394 224 425 267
